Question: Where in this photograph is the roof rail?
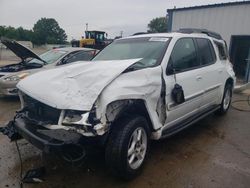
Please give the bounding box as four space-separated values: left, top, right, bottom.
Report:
132 32 148 36
177 28 222 40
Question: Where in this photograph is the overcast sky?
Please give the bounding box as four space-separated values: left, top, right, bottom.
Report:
0 0 239 40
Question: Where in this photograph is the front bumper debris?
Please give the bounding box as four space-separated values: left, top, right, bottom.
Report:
0 112 108 158
13 117 84 153
0 115 85 153
0 116 88 163
0 120 22 141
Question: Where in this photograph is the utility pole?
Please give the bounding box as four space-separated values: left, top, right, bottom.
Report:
120 31 123 37
86 23 88 31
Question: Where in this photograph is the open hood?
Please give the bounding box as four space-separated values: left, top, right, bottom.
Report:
1 38 43 62
17 59 140 111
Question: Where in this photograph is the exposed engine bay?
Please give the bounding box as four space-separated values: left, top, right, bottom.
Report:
0 38 44 73
0 62 28 72
18 93 106 137
0 61 43 73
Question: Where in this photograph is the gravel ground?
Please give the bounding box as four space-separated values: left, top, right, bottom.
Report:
0 93 250 188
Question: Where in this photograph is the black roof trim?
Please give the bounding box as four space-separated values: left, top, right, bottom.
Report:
167 1 250 12
176 28 222 40
132 32 148 36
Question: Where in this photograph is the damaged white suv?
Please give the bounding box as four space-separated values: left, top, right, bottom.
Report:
2 29 236 179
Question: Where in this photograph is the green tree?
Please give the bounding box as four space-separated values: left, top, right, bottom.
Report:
147 17 168 33
16 27 33 41
32 18 67 45
0 26 33 41
4 26 18 39
0 18 67 45
0 26 7 37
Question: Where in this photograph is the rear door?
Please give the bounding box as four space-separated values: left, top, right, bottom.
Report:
164 38 204 127
195 38 222 109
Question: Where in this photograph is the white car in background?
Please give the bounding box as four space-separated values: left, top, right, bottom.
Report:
0 38 98 96
1 29 236 179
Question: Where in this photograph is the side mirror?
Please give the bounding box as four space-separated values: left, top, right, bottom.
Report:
171 84 185 104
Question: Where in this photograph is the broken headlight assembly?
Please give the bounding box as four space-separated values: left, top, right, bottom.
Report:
62 110 90 126
61 109 107 136
4 72 30 82
62 107 100 126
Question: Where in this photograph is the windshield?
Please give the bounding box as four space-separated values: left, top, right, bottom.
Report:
28 49 67 65
93 37 170 67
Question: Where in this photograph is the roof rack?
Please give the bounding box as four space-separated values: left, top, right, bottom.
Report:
132 32 148 36
177 28 222 40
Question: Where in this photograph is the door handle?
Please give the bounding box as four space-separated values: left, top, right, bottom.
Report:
196 76 202 81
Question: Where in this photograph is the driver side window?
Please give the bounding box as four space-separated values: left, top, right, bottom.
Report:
170 38 199 72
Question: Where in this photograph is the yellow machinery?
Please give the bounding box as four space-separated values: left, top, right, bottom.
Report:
72 31 107 50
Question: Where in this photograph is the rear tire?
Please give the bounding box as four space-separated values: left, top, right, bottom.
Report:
105 115 150 180
216 83 232 115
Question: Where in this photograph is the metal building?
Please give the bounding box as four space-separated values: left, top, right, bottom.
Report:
167 1 250 80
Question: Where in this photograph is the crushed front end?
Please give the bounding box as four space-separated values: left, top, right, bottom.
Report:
1 92 109 157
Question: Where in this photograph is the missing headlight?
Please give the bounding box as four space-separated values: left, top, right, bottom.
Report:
63 111 83 124
62 110 89 126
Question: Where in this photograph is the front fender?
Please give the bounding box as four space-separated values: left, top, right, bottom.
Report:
95 66 164 130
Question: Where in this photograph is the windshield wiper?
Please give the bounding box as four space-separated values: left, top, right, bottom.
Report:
123 61 146 73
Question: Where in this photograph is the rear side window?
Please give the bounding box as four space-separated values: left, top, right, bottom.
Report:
170 38 199 72
214 41 228 60
196 38 216 65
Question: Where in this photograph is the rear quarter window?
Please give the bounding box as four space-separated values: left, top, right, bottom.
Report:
196 38 216 65
214 41 228 60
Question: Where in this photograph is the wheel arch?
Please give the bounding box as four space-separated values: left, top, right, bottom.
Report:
218 77 234 104
105 99 155 132
225 77 234 88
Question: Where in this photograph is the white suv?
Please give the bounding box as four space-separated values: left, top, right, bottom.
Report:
2 29 236 179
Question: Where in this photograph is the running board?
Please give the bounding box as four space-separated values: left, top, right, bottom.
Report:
161 106 220 138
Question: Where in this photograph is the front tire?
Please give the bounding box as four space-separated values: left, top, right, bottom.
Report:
105 116 149 180
216 83 232 115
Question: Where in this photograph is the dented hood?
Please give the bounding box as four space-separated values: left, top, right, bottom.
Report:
17 59 140 111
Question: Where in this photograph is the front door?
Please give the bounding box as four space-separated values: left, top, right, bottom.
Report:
163 38 204 128
196 38 221 109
